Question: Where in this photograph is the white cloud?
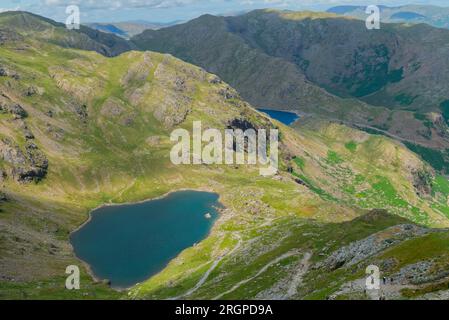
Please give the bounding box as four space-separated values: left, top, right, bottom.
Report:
37 0 449 12
0 6 20 13
41 0 201 10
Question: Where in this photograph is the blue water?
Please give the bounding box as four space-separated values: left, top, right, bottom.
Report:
258 109 299 125
70 190 222 289
391 12 426 20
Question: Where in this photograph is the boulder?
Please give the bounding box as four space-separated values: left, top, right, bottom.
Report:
0 66 19 79
24 86 38 96
6 103 27 119
0 138 48 183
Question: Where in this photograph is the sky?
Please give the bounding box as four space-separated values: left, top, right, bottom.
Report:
0 0 449 23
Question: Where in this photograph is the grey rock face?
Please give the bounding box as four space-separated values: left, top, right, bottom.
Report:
392 261 449 285
219 86 238 100
412 169 433 197
317 224 428 270
5 103 27 119
71 103 88 122
0 138 48 183
0 66 19 79
153 95 191 128
0 138 27 165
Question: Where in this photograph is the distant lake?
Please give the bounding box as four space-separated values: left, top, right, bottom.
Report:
258 109 299 125
70 190 222 289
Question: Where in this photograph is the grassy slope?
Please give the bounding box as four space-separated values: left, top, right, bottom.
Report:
0 14 448 299
292 120 449 226
0 26 342 298
131 9 449 164
131 121 449 300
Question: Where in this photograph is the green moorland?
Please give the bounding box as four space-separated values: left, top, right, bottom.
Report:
0 12 449 300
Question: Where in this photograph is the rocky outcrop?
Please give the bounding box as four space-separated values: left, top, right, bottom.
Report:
227 118 257 131
0 138 27 165
153 95 191 128
7 103 27 119
0 27 23 45
100 98 125 117
0 96 27 119
24 86 38 97
49 67 95 101
208 75 222 84
391 260 449 285
219 86 238 100
126 83 151 106
121 52 153 86
0 138 48 183
412 169 433 197
70 103 88 122
316 224 429 270
0 66 19 79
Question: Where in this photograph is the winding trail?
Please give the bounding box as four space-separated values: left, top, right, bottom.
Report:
212 249 303 300
285 252 312 298
171 234 242 300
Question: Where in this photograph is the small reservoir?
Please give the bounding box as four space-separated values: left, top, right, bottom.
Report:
70 190 221 289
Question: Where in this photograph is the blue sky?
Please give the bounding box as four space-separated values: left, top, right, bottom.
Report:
1 0 448 23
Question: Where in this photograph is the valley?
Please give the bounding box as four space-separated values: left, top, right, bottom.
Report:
0 10 448 301
132 9 449 174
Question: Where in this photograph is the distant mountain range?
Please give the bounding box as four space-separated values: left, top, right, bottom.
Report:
86 20 182 39
132 9 449 174
327 4 449 29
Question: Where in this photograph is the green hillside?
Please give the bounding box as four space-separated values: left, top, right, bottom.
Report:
132 9 449 174
0 12 449 300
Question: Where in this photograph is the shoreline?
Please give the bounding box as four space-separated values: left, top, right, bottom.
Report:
69 187 225 292
256 108 303 125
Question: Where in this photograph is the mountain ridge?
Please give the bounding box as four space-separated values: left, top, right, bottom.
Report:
327 4 449 29
132 8 449 173
0 11 135 56
0 10 449 300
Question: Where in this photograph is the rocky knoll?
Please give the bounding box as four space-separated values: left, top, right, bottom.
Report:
0 138 48 182
317 224 429 270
